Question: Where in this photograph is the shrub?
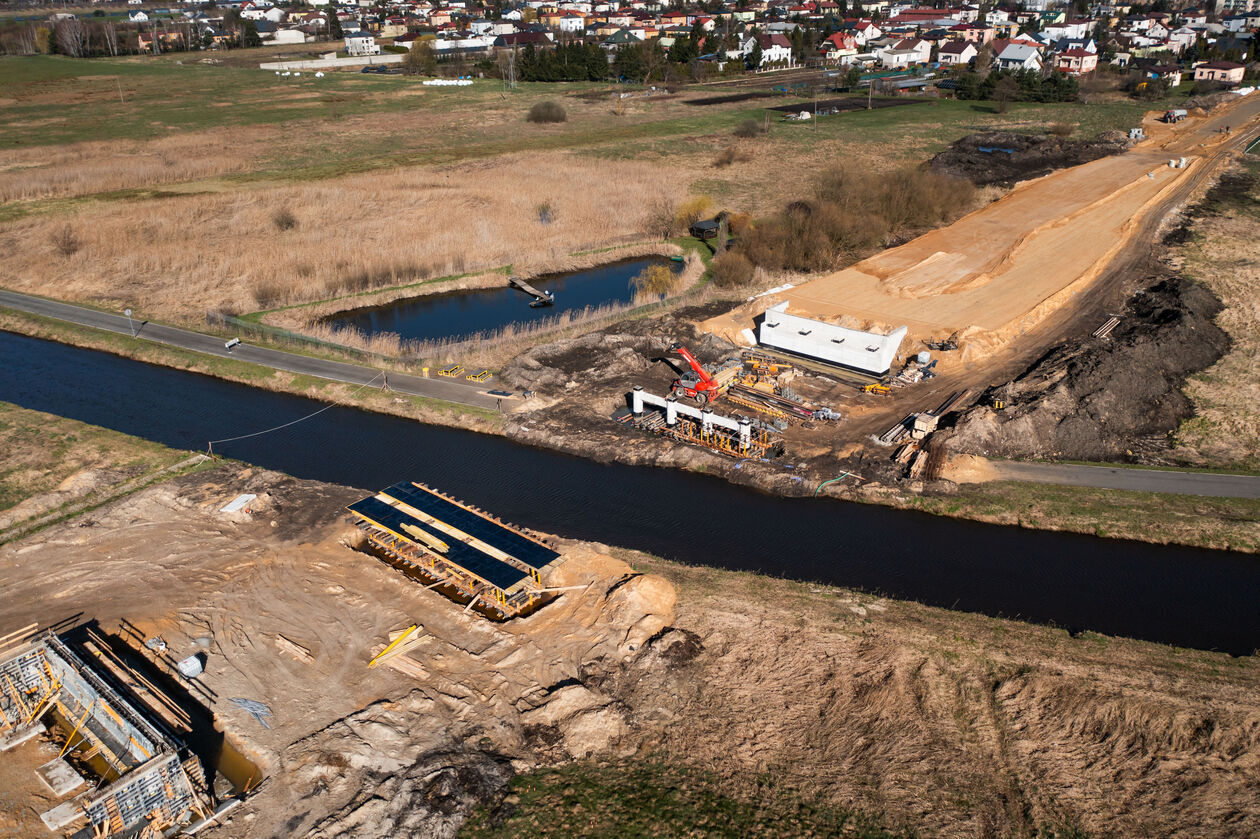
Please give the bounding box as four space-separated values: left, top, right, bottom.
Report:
645 198 678 238
1048 122 1075 138
733 118 765 138
630 263 680 297
51 224 79 257
710 251 754 287
527 100 567 123
674 195 714 232
272 207 298 231
725 211 753 237
536 200 555 224
251 279 286 307
713 146 751 168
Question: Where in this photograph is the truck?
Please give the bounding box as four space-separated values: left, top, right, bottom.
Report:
1163 108 1187 123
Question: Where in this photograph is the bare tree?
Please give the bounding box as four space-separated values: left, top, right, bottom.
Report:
54 18 88 57
100 21 120 57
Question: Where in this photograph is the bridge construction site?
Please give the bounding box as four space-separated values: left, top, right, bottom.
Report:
348 481 564 619
0 625 237 838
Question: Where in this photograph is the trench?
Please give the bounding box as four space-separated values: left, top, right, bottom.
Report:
2 331 1258 655
322 258 679 342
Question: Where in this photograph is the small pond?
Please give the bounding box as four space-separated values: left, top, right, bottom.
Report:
323 257 681 343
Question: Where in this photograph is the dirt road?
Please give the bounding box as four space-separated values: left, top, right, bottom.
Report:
702 94 1260 358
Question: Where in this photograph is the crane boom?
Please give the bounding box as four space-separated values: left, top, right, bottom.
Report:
674 346 713 385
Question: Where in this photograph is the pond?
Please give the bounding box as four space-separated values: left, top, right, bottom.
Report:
323 257 680 343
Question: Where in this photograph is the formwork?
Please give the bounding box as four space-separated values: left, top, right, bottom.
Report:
348 482 562 619
0 631 213 837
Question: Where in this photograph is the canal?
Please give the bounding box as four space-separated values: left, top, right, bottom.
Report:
2 331 1257 655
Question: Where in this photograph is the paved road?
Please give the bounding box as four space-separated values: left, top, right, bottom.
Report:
989 461 1260 499
0 290 508 411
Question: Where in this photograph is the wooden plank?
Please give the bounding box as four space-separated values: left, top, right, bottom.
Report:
274 635 313 664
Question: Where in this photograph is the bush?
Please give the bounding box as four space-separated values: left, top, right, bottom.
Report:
645 198 677 239
713 146 751 168
710 251 755 287
630 263 681 297
51 224 79 257
674 195 714 232
1048 122 1074 138
272 207 298 231
734 164 975 274
733 118 766 138
536 200 555 224
527 100 567 123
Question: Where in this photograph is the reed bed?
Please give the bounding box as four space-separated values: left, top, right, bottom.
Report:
0 131 259 201
0 151 680 320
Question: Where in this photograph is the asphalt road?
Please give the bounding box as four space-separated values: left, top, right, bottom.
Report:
0 290 508 411
989 461 1260 499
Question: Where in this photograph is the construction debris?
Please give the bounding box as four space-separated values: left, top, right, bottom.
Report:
274 634 313 663
230 697 274 729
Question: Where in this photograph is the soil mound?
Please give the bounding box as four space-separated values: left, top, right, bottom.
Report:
930 130 1128 187
944 275 1228 462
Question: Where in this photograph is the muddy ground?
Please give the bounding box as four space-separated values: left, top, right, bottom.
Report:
930 130 1130 187
2 466 1258 838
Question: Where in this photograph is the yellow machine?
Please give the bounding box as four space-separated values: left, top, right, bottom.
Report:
862 383 891 395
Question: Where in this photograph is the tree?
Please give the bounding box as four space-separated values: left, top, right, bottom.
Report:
747 36 762 69
402 39 436 74
327 11 343 40
844 64 862 89
53 18 88 57
242 19 261 48
991 74 1019 112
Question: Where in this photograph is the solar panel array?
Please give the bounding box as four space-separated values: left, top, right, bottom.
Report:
348 496 528 591
381 482 559 570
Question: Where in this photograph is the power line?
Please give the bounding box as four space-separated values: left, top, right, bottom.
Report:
206 371 384 455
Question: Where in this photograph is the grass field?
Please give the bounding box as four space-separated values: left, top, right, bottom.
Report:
460 760 916 839
0 55 1182 333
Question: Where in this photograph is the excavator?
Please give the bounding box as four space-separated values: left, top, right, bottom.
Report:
670 344 727 405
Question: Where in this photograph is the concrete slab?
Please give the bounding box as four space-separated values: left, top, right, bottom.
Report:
36 757 85 797
0 721 46 752
40 798 85 832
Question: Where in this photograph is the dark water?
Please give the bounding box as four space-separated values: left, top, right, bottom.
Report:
3 331 1258 655
325 258 678 342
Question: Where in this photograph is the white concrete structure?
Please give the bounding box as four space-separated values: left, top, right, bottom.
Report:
630 388 754 450
758 302 906 376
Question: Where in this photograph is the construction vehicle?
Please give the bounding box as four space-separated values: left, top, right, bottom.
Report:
862 383 891 395
1163 108 1187 123
670 345 737 405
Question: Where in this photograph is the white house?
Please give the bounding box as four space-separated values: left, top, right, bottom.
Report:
758 303 907 377
996 42 1043 70
128 10 149 21
937 39 977 65
272 27 308 42
343 30 380 55
557 11 586 31
877 37 930 68
743 33 794 66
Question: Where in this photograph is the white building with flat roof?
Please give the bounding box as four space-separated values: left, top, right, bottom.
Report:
758 302 907 376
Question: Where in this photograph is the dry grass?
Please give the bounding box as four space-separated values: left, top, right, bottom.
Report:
0 151 681 320
0 131 258 201
1172 164 1260 470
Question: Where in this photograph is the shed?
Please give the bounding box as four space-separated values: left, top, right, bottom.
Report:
689 219 722 240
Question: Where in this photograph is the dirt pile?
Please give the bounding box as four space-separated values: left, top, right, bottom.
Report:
944 275 1229 462
930 130 1128 187
500 307 738 395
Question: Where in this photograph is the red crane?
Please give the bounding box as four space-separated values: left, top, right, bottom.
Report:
671 345 721 405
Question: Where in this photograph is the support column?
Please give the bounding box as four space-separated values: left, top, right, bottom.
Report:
665 396 678 426
739 419 751 452
631 386 644 416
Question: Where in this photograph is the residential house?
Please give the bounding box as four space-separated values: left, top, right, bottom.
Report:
1054 46 1098 74
937 39 977 64
996 42 1043 70
1193 59 1246 84
744 32 794 66
949 22 993 43
876 36 930 68
819 31 858 60
1145 62 1182 86
344 30 380 54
